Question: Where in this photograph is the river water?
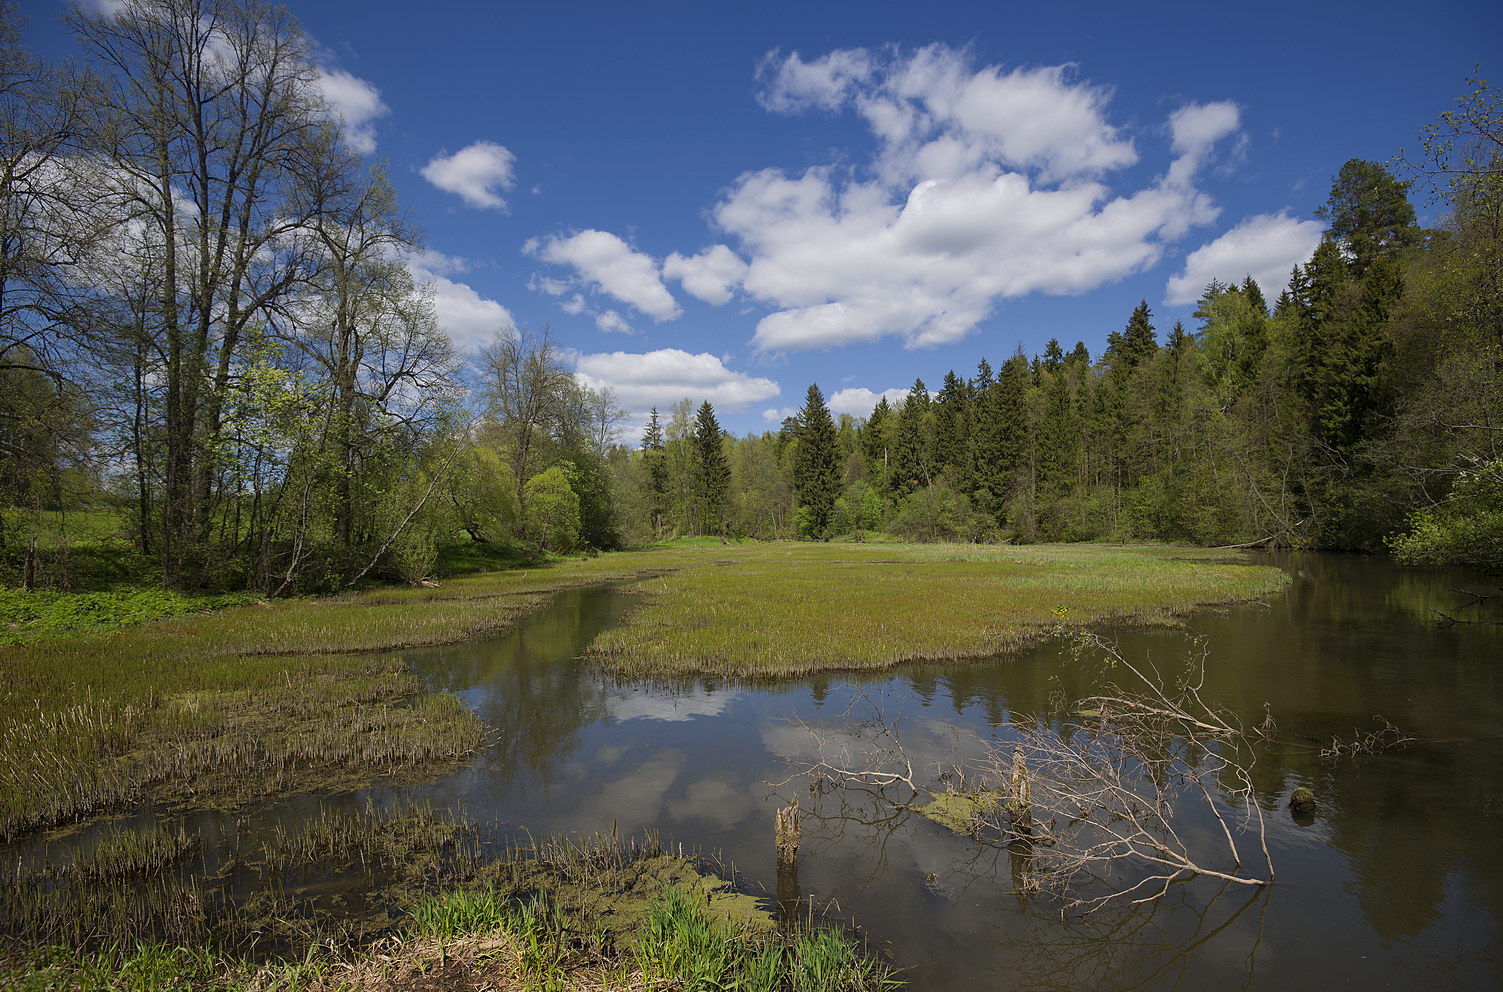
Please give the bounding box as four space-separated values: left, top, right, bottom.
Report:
23 552 1503 988
365 552 1500 989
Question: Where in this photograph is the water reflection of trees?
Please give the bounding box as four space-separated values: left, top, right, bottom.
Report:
406 588 631 782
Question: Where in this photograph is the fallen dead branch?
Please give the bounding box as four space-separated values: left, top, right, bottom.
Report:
786 635 1275 914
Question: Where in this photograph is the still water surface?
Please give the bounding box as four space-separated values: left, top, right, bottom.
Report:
42 552 1503 989
352 552 1501 989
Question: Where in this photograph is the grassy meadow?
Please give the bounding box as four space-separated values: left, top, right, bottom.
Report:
0 552 677 840
589 542 1289 679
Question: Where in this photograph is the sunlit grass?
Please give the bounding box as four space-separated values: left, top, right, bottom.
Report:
590 542 1289 678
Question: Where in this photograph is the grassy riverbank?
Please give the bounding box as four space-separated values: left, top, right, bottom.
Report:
0 540 1284 840
589 542 1289 679
3 808 896 992
0 552 670 840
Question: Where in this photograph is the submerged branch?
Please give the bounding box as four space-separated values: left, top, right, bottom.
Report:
787 634 1274 913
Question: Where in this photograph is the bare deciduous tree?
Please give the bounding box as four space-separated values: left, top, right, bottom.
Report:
480 326 573 515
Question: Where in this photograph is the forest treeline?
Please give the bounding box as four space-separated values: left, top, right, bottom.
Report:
3 0 1499 595
605 84 1503 567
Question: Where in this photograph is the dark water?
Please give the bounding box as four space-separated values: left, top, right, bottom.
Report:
368 553 1501 990
23 554 1503 988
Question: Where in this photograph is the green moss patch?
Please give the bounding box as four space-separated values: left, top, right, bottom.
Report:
917 791 1004 835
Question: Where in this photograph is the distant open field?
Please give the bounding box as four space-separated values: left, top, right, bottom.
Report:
588 542 1289 678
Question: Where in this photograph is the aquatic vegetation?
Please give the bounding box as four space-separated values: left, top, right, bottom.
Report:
1 808 899 991
0 551 677 840
917 790 1003 836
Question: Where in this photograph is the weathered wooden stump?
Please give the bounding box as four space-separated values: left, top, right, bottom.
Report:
775 796 801 867
1007 748 1033 834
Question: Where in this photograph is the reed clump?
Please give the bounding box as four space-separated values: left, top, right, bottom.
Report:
0 659 483 840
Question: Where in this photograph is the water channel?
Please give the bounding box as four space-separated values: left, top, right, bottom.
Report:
19 552 1503 988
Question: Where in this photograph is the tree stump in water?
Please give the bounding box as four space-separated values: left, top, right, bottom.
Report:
775 796 801 867
1007 748 1033 835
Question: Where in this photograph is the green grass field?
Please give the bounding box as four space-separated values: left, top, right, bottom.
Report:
588 542 1289 679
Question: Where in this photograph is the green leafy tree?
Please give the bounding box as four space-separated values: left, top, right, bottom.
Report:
1194 280 1268 401
447 444 519 544
1389 458 1503 568
522 466 581 552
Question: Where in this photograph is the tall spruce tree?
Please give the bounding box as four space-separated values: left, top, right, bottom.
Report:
692 400 729 535
642 407 667 538
792 383 840 538
932 370 969 475
1042 339 1065 372
859 396 889 486
1116 301 1159 370
891 379 932 495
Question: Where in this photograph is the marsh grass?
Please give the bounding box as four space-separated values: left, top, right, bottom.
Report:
1 541 1282 839
630 885 895 992
0 550 689 840
588 543 1289 678
0 658 484 840
2 807 898 992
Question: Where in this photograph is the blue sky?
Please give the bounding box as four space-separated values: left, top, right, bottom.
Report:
21 0 1500 438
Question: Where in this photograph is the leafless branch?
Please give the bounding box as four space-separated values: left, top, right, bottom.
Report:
786 635 1274 914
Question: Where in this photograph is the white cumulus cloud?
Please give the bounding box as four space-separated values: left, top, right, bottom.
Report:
827 386 910 419
755 48 874 113
717 45 1242 352
531 230 681 321
421 141 517 210
663 245 749 305
1166 101 1242 187
573 349 779 417
406 250 514 351
317 68 387 154
1165 211 1324 306
594 309 633 334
